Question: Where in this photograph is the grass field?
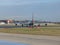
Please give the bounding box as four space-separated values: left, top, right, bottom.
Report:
0 27 60 36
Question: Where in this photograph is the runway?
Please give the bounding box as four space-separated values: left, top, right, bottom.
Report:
0 25 60 28
0 33 60 45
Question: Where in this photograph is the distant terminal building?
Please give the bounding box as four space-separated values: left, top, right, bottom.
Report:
0 19 14 24
7 19 14 24
0 20 7 24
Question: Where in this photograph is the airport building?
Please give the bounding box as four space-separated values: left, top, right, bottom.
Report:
0 19 14 24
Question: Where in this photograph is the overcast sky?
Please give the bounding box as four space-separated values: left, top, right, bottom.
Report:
0 0 60 22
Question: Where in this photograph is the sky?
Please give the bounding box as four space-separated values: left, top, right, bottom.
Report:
0 0 60 22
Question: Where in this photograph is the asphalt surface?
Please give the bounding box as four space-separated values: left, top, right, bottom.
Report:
0 26 21 28
0 33 60 45
0 25 60 28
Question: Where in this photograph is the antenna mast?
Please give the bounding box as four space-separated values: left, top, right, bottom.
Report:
32 13 34 28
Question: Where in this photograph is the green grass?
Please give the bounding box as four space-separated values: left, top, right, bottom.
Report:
0 27 60 36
